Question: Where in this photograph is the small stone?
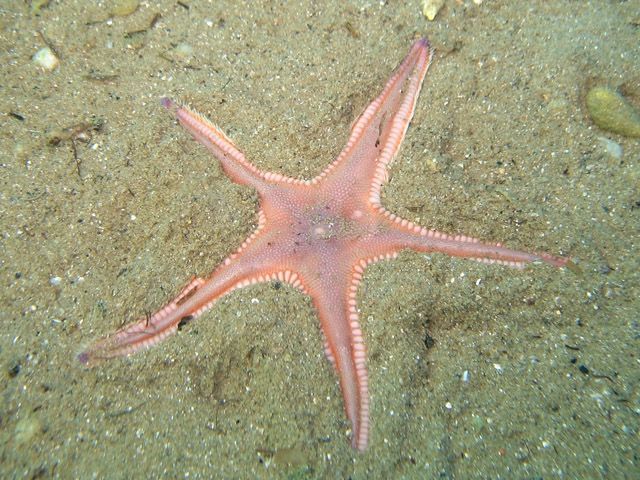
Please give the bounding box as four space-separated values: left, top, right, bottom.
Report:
422 0 445 21
586 86 640 138
33 47 59 71
8 363 21 378
272 445 308 468
30 0 50 14
174 43 194 61
14 415 42 446
597 136 622 160
110 0 139 17
472 414 484 429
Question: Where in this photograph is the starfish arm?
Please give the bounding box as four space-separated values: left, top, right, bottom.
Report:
161 98 305 188
368 216 567 268
306 270 371 452
77 275 207 365
316 38 433 200
78 223 307 366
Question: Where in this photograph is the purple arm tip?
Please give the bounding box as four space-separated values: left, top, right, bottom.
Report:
77 352 89 365
160 97 173 109
416 37 430 50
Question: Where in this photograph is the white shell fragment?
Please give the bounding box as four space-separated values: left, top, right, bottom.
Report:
33 47 59 71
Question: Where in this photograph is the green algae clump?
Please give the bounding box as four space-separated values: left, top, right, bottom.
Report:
586 86 640 138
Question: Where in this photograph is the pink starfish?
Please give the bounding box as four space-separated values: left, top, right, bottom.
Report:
79 38 567 451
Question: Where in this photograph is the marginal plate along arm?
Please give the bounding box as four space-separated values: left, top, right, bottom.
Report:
306 268 371 452
372 221 568 268
162 98 308 190
316 38 433 199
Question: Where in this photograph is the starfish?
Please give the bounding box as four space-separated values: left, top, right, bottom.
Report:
79 38 567 451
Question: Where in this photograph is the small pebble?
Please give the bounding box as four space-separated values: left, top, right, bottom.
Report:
472 415 484 429
33 47 59 71
30 0 50 14
8 363 21 378
586 86 640 138
110 0 139 17
272 445 308 468
49 276 62 287
422 0 445 21
14 416 42 446
597 136 622 160
174 43 194 61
